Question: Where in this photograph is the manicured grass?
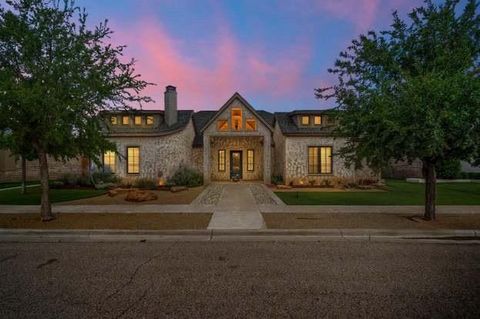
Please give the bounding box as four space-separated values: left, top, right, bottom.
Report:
0 187 106 205
275 180 480 205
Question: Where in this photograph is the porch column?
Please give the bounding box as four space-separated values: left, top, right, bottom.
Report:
203 134 211 184
263 134 271 184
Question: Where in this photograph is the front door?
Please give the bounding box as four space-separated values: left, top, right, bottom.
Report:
230 151 243 180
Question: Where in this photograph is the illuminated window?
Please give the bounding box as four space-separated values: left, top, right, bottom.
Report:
314 116 322 125
301 116 310 125
103 151 116 172
246 119 256 131
308 146 332 174
134 116 142 125
217 120 228 131
110 116 117 125
247 149 254 171
122 116 130 125
231 108 242 130
146 116 154 125
127 147 140 174
218 149 226 171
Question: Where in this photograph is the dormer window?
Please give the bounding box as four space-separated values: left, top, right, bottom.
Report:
314 116 322 125
146 116 154 125
231 108 242 131
301 116 310 125
122 116 129 125
134 116 142 125
110 116 117 125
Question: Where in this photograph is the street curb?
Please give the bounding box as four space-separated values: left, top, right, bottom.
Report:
0 228 478 243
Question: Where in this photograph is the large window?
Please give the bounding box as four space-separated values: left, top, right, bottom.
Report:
231 108 242 130
127 147 140 174
103 151 116 172
314 116 322 125
308 146 332 174
122 116 130 125
218 149 226 171
247 149 255 171
110 116 118 125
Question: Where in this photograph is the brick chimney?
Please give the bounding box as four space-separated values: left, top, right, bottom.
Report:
164 85 177 126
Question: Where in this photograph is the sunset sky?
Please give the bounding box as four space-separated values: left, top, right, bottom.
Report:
77 0 448 112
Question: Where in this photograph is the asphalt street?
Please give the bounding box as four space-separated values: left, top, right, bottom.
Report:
0 241 479 318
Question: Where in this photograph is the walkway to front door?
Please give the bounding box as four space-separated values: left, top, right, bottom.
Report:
193 183 281 230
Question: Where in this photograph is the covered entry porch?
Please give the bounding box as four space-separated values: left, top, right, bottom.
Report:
203 135 271 184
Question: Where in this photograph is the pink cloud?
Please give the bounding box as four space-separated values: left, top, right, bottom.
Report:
315 0 381 32
108 18 314 110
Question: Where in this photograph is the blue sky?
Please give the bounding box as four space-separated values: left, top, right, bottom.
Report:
74 0 455 112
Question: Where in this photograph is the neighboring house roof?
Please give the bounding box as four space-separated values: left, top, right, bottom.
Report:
107 110 194 137
274 110 336 136
200 92 274 133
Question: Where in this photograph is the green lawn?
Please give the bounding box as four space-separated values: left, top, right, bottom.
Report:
275 180 480 205
0 187 106 205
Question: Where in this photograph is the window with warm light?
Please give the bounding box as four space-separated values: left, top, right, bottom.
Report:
301 116 310 125
122 116 130 125
217 120 228 131
110 116 117 125
218 149 226 171
103 151 116 172
231 108 242 130
134 116 142 125
146 116 154 125
246 119 256 131
247 149 254 171
314 116 322 125
308 146 332 174
127 147 140 174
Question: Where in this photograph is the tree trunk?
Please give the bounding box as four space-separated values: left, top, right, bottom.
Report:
37 149 54 221
21 156 27 195
422 160 437 220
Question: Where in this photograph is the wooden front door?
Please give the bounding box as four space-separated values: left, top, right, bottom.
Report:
230 151 243 180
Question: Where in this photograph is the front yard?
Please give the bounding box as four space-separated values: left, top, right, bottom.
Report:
275 179 480 205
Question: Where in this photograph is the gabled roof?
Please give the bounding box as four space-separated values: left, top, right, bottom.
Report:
200 92 274 133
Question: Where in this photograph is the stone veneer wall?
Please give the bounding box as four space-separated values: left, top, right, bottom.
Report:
284 136 375 185
209 136 263 181
0 150 86 182
191 148 203 172
107 119 196 180
272 124 286 178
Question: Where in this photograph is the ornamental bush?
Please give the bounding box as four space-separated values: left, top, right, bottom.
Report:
168 166 203 187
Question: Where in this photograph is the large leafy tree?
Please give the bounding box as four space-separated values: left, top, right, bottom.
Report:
317 0 480 220
0 0 152 220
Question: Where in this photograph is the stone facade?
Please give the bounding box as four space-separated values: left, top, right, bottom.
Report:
209 136 263 181
106 120 196 180
283 136 376 185
202 96 272 184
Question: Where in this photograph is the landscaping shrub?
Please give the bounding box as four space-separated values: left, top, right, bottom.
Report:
133 178 158 190
168 166 203 187
60 173 78 186
272 175 284 185
436 159 462 179
92 171 121 184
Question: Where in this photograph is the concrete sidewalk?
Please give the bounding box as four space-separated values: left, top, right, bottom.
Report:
0 228 478 243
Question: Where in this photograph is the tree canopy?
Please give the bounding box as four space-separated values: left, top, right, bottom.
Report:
316 0 480 219
0 0 153 219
